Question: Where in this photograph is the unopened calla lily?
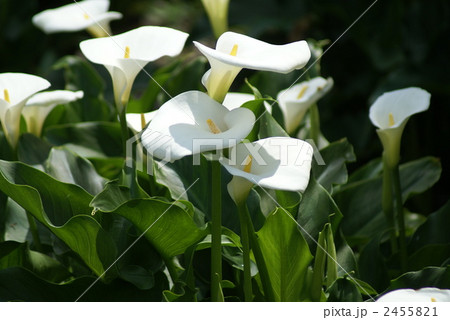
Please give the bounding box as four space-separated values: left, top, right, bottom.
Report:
377 288 450 302
200 0 230 39
0 73 50 148
369 87 431 168
32 0 122 38
219 137 314 205
141 91 255 162
277 77 333 134
80 26 189 112
194 32 311 102
23 90 84 137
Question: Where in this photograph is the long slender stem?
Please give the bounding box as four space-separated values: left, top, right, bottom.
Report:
382 154 398 254
310 104 320 146
26 212 43 252
241 204 275 301
392 164 408 272
119 108 129 154
211 161 222 301
237 203 252 301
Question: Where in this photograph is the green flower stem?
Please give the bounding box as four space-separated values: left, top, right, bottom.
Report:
237 202 252 302
210 160 223 301
26 211 43 252
392 164 408 272
118 103 140 198
119 107 129 154
310 104 320 146
241 204 275 301
382 154 398 254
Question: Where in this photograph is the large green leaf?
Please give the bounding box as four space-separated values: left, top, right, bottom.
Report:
91 183 208 258
312 138 356 192
387 266 450 292
358 234 390 292
335 157 442 242
44 122 123 158
409 201 450 252
0 160 117 277
44 148 106 196
297 178 343 249
257 208 313 301
18 135 106 195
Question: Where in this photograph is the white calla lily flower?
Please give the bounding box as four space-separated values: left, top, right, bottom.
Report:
222 92 272 113
126 111 157 133
32 0 122 38
200 0 230 38
219 137 313 205
0 73 50 148
194 32 311 102
141 91 255 162
377 288 450 302
369 87 431 167
23 90 84 137
277 77 333 134
80 26 188 111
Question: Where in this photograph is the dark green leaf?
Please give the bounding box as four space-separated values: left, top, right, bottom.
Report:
297 178 343 250
45 122 123 158
0 241 71 283
409 201 450 252
388 266 450 291
327 277 362 302
312 138 356 192
91 188 207 258
0 267 168 302
335 157 442 242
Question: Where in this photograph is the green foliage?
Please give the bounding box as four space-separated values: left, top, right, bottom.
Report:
0 0 448 303
257 208 313 301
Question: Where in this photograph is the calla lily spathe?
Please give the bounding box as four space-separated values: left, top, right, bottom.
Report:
23 90 84 137
80 26 189 111
194 32 311 102
127 92 263 133
369 87 431 167
0 73 50 148
377 288 450 302
200 0 230 38
32 0 122 38
126 111 156 133
277 77 333 134
141 91 255 162
219 137 313 205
